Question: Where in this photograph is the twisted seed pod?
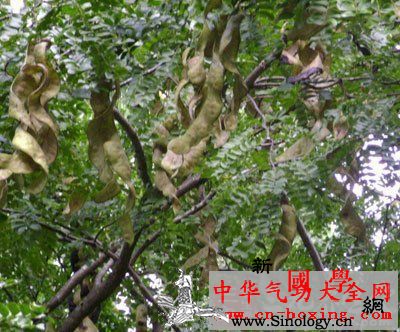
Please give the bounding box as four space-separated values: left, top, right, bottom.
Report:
275 136 314 163
0 40 60 197
340 199 366 241
219 13 247 132
87 80 136 244
155 1 244 207
167 55 224 155
267 204 297 271
0 181 7 208
183 214 219 280
278 13 339 163
162 139 207 177
333 114 349 140
286 0 329 41
328 173 366 242
152 116 180 212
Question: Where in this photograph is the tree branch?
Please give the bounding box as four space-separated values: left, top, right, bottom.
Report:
45 218 178 330
374 204 390 271
161 174 208 211
113 108 152 187
94 258 115 289
176 174 207 198
58 242 135 332
127 269 181 332
296 218 324 271
245 47 283 90
47 253 108 312
173 191 216 224
130 230 162 265
119 62 166 88
218 250 252 269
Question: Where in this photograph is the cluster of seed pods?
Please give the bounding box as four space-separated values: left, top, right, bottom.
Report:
0 40 60 206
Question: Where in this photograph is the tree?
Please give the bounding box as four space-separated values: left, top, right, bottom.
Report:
0 0 399 330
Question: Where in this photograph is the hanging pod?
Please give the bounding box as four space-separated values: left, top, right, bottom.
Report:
87 80 136 244
0 40 60 199
267 204 297 271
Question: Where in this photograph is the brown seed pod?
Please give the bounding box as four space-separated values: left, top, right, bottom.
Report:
87 80 136 243
268 204 297 271
0 40 60 195
167 55 224 155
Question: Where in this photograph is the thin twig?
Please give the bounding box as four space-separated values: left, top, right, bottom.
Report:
94 258 115 288
218 250 252 269
130 230 162 265
119 62 166 88
373 204 391 271
173 191 216 224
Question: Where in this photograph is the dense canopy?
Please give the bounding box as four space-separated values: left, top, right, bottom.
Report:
0 0 399 330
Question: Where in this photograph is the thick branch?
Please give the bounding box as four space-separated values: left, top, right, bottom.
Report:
46 219 178 330
245 47 283 90
128 269 181 332
176 174 207 198
113 109 151 187
47 253 108 312
287 67 323 84
59 242 134 332
296 218 324 271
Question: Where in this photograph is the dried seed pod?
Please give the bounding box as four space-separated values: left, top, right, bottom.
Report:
219 14 247 134
167 54 224 155
281 12 338 162
63 191 87 216
154 169 180 212
268 204 297 271
340 199 366 242
162 139 206 177
0 181 7 208
187 55 206 86
275 136 314 163
88 80 135 243
0 40 60 195
286 0 329 41
333 114 349 140
281 41 304 68
213 118 230 148
155 1 244 207
152 114 182 210
136 304 148 332
328 171 366 242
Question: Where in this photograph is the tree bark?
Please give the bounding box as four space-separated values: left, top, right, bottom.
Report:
58 242 134 332
47 253 108 312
